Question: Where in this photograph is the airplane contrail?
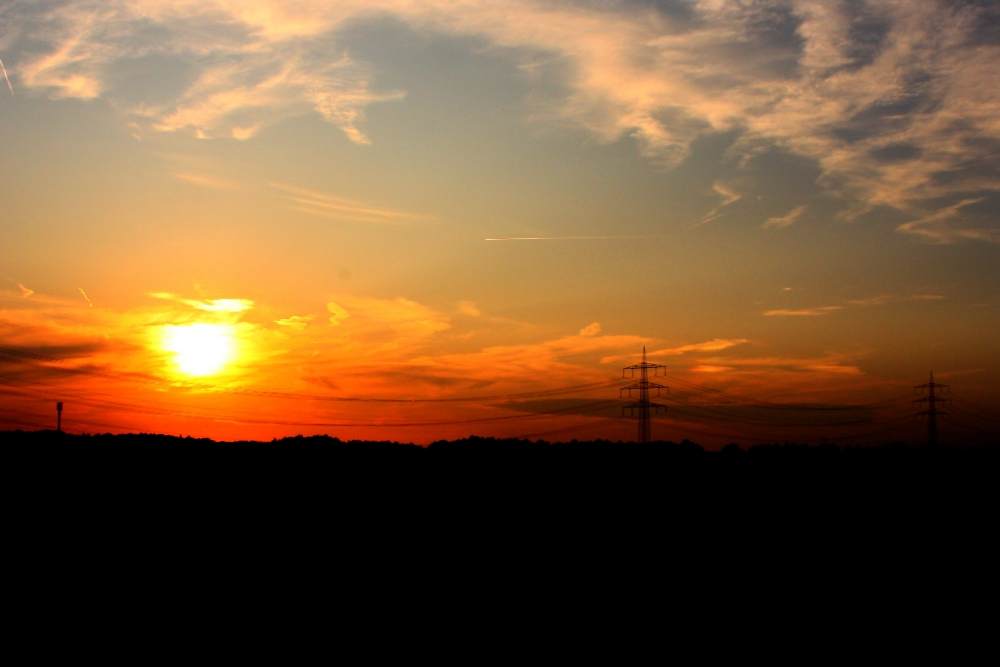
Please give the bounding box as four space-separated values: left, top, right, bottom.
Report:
485 235 671 241
0 57 13 97
79 288 93 307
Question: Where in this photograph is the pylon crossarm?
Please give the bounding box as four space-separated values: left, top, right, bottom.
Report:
915 383 950 392
621 382 668 389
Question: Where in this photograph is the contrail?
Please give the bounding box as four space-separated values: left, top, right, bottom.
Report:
78 288 93 307
485 235 671 241
0 57 13 97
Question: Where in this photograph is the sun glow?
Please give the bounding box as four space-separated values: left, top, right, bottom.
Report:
162 323 236 377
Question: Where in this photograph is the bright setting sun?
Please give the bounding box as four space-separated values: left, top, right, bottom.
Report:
162 323 236 377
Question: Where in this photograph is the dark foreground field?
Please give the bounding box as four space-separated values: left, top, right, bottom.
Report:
5 430 997 508
4 430 997 614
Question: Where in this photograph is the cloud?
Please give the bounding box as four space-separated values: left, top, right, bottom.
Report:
9 280 33 298
695 182 743 226
651 338 747 356
762 205 806 230
149 292 254 313
5 1 998 236
690 365 732 373
764 306 842 316
6 1 402 143
271 183 432 226
896 198 998 243
600 337 746 364
275 315 313 330
0 56 13 97
430 328 646 384
458 301 481 317
327 303 350 326
326 296 449 340
173 172 239 189
766 294 925 316
579 322 601 337
1 287 896 438
696 355 863 375
845 295 892 307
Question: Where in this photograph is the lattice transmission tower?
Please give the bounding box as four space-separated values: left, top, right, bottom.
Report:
915 371 950 447
621 346 669 443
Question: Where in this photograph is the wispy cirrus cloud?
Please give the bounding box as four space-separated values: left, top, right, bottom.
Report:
895 198 998 243
173 172 239 189
0 55 13 97
271 183 433 225
762 205 806 230
845 295 892 307
764 306 842 316
693 354 863 375
8 280 33 298
765 291 944 316
3 1 997 238
149 292 254 313
694 182 742 226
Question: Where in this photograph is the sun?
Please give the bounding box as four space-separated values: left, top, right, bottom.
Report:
162 323 236 377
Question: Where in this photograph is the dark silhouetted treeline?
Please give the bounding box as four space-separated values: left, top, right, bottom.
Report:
3 430 997 588
4 430 997 505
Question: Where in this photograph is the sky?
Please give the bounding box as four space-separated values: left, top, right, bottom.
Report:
1 0 998 446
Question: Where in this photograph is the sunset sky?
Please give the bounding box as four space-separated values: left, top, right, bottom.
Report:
1 0 998 446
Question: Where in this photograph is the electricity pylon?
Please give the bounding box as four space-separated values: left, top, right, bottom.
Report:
621 346 668 443
914 372 950 447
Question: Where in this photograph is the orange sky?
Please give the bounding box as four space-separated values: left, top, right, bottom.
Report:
1 1 998 446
